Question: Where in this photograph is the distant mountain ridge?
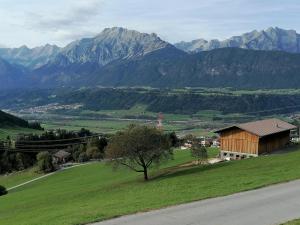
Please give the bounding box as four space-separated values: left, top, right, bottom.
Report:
31 47 300 89
1 27 300 90
175 27 300 53
0 44 60 69
32 27 177 85
42 27 173 68
86 47 300 89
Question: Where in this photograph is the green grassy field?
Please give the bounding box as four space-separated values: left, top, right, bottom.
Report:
42 117 217 137
14 102 283 138
0 127 43 140
2 147 300 225
42 119 134 134
0 167 41 188
68 105 253 124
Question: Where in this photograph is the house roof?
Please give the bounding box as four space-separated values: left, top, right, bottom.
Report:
215 118 297 138
54 150 71 159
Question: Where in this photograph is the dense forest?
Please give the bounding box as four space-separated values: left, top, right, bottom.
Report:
1 88 300 116
67 89 300 115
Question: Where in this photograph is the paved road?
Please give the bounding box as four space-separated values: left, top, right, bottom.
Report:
93 180 300 225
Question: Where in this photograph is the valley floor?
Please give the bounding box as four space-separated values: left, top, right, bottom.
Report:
0 126 43 140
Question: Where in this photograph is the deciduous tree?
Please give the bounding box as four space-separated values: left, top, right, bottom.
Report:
106 125 172 180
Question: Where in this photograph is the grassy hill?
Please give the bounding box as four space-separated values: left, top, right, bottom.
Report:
0 110 28 127
0 167 40 188
0 110 43 140
1 148 300 225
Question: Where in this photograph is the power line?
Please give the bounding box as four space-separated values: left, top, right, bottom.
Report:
0 134 102 153
0 147 72 153
13 148 70 152
14 134 101 143
15 141 88 148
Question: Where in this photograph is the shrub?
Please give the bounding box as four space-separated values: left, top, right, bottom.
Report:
86 137 107 160
15 153 34 171
0 151 13 174
37 151 54 173
72 150 81 162
191 145 208 165
70 144 86 162
86 147 103 160
78 152 89 163
0 185 7 196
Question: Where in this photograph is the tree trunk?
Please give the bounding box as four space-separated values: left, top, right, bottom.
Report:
143 167 148 181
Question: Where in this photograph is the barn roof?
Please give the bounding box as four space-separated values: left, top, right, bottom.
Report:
54 150 71 159
215 118 297 137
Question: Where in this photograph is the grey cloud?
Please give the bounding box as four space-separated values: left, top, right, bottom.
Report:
27 0 104 32
52 29 99 43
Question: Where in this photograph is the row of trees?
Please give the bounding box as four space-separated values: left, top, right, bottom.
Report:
35 136 108 173
0 129 107 174
15 128 92 151
0 150 36 174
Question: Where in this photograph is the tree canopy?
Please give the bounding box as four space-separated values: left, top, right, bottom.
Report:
106 125 172 180
37 151 54 173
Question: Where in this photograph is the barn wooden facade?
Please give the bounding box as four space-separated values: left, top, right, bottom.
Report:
215 119 297 159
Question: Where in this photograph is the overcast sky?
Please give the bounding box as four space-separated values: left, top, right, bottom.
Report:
1 0 300 48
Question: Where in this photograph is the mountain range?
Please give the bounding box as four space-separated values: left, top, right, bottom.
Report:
0 44 60 69
175 27 300 53
1 27 300 89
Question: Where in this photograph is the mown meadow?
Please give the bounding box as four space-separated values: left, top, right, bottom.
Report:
1 147 300 225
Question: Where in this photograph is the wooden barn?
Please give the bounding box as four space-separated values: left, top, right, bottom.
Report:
215 118 297 160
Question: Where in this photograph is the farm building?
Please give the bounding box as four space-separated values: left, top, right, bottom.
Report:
53 150 71 164
215 118 297 160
